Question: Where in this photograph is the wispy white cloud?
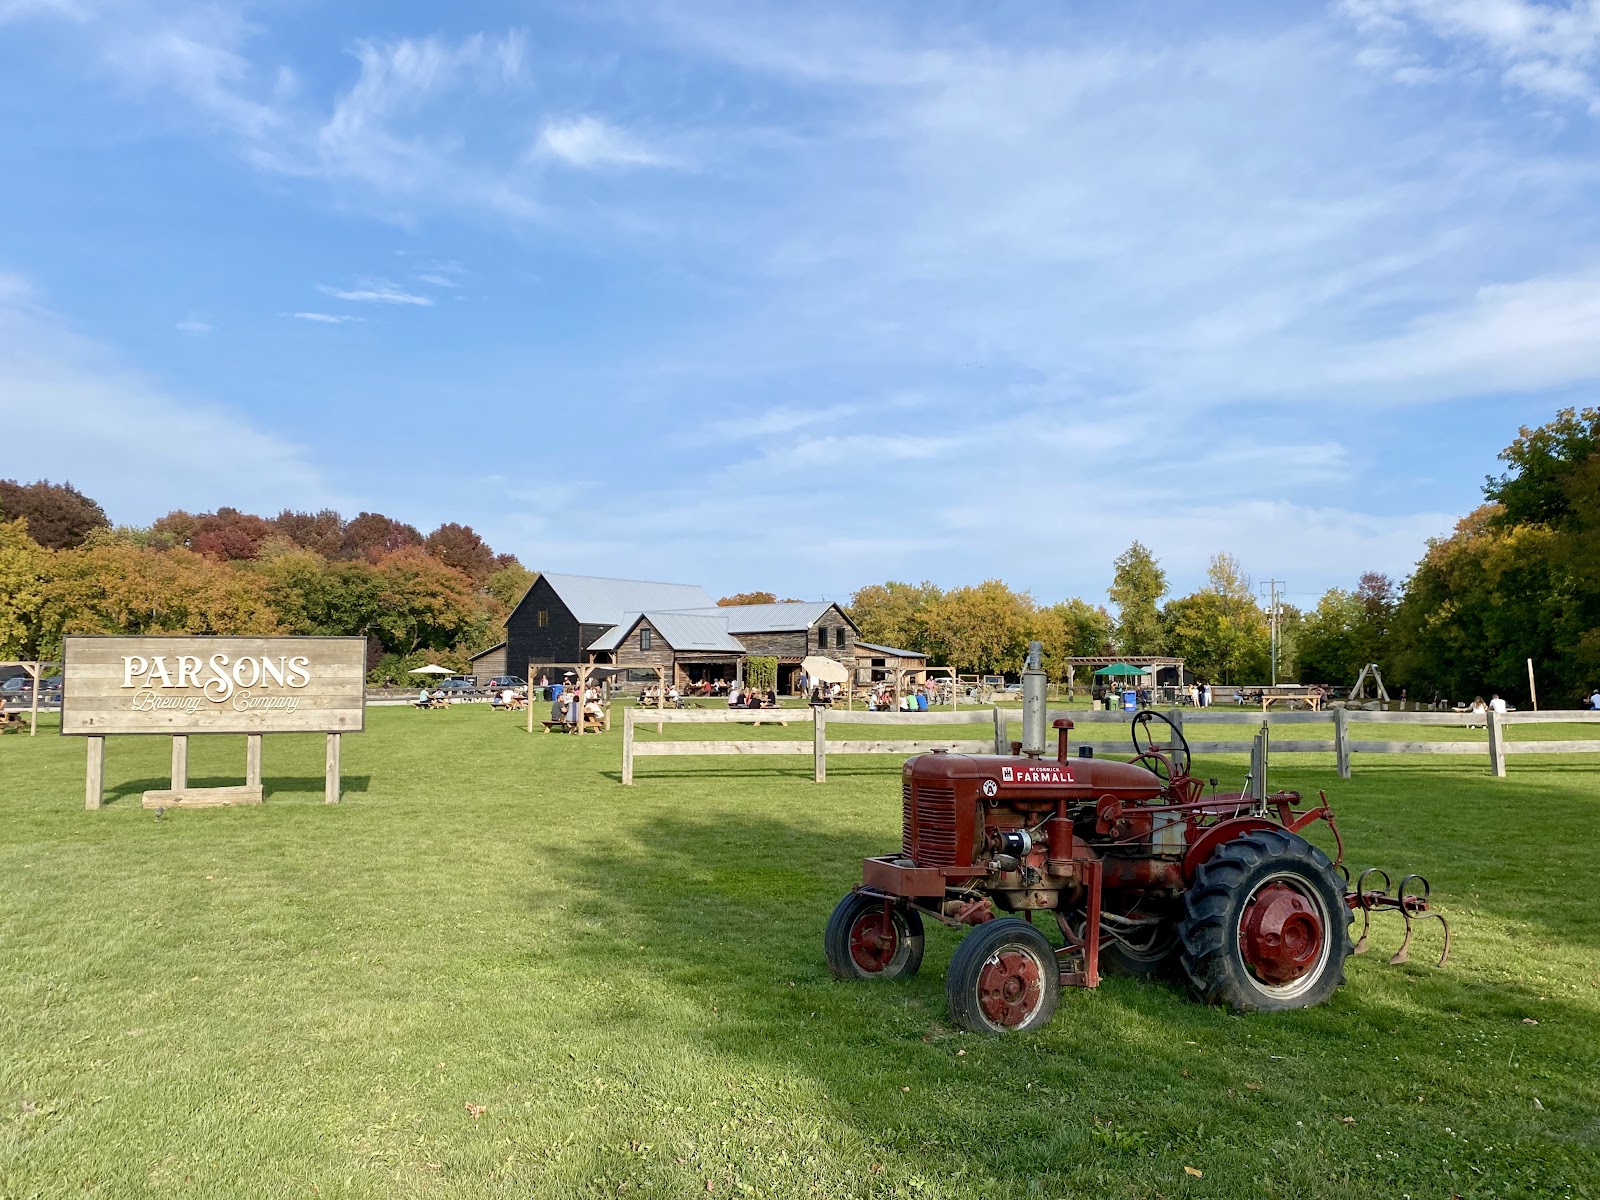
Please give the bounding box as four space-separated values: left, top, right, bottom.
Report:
0 276 342 518
533 116 677 169
288 311 363 324
175 318 212 335
1341 0 1600 112
317 282 432 306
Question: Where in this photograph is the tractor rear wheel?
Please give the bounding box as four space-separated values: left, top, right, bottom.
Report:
1100 921 1180 977
824 892 925 980
946 918 1061 1034
1178 828 1353 1012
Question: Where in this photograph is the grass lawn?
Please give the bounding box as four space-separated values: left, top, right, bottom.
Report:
2 707 1597 1199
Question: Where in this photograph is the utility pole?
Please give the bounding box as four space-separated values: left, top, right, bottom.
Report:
1259 579 1286 686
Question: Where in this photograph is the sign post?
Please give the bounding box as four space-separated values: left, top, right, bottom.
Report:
62 636 365 810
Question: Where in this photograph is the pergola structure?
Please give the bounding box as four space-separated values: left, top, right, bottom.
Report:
524 661 657 736
0 660 59 737
1063 655 1187 698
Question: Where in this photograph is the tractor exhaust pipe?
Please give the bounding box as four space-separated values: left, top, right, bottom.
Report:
1022 640 1047 756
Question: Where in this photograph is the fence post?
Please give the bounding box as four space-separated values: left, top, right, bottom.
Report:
993 706 1008 754
246 734 263 787
621 707 635 785
171 735 188 792
814 705 827 783
1487 708 1507 778
1334 707 1351 779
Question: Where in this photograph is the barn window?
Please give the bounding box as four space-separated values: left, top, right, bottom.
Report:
537 609 549 628
835 628 847 649
640 628 652 651
817 627 828 648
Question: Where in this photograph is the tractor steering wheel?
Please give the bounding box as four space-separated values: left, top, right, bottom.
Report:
1130 710 1192 780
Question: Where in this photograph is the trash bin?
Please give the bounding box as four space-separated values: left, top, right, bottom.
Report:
1121 689 1138 712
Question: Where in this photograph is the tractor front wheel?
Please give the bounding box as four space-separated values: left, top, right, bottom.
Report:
1179 828 1353 1012
824 892 925 980
946 918 1061 1034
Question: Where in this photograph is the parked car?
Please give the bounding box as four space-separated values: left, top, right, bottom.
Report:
1003 683 1023 694
484 675 526 690
436 677 478 694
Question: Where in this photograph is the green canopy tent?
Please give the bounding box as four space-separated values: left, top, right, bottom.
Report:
1093 663 1147 677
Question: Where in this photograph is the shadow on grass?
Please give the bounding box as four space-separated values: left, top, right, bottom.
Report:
525 804 1600 1194
102 774 373 806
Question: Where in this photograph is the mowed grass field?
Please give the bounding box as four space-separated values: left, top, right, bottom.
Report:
2 706 1598 1199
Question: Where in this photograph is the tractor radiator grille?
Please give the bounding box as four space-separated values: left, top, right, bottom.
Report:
901 779 914 857
911 784 958 868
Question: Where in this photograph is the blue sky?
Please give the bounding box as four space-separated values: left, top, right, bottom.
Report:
3 0 1599 609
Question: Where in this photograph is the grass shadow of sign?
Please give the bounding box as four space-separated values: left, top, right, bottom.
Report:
103 774 373 806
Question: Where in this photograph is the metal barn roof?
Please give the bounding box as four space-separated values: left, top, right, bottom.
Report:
538 573 716 625
855 641 928 659
587 613 745 654
667 601 837 633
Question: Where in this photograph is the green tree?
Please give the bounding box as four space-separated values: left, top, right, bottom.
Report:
371 547 485 655
486 563 537 616
0 518 51 658
929 581 1034 675
1031 598 1114 682
1158 555 1269 684
1109 542 1167 655
849 581 945 656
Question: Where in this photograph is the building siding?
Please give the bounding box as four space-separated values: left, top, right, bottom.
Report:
505 575 588 676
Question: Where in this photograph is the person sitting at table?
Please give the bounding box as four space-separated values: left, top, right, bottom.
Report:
414 687 431 709
727 683 743 707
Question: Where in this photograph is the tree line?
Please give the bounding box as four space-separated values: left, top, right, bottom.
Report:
0 489 534 683
3 406 1593 704
848 408 1599 706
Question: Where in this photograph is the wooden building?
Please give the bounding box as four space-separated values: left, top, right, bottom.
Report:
468 641 508 682
504 573 715 680
586 600 859 692
588 613 748 687
854 641 929 687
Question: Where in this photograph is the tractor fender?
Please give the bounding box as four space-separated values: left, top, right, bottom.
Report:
1182 817 1284 885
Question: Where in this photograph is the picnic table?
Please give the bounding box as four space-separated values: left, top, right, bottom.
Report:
1260 690 1322 712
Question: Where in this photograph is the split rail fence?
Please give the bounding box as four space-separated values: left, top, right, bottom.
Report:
621 706 1008 785
1040 707 1600 779
620 704 1600 784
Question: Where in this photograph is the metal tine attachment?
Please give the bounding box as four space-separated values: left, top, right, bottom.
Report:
1348 867 1450 968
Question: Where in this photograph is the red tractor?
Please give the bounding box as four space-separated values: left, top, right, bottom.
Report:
825 709 1446 1033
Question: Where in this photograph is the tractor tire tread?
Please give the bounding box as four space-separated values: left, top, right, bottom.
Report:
824 892 924 981
946 918 1061 1034
1178 828 1353 1013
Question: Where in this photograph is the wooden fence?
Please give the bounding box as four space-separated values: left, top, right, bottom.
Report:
620 704 1600 784
1030 708 1600 780
621 706 1007 784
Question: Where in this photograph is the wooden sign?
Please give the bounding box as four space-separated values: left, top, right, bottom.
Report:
62 636 366 736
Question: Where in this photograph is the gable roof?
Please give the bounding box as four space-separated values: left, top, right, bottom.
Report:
588 613 746 654
856 641 928 659
536 573 716 626
665 601 850 634
468 641 507 661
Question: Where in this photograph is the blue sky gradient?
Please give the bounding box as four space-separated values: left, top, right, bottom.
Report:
3 0 1599 608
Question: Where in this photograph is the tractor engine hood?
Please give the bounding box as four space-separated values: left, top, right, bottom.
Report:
908 751 1164 804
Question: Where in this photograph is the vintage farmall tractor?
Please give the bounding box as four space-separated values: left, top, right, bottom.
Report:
825 650 1448 1033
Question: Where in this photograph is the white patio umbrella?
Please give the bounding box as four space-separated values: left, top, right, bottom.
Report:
408 664 454 676
799 655 849 685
